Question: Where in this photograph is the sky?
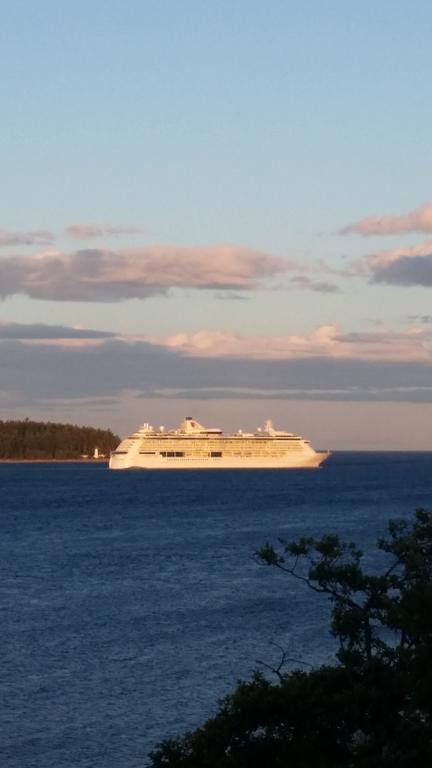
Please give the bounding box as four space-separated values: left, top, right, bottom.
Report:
1 0 432 448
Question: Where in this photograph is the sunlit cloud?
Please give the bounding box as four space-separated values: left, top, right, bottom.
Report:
355 241 432 286
140 326 338 359
1 319 432 422
0 229 55 247
140 325 432 362
340 203 432 236
0 245 290 301
3 322 431 364
1 331 432 406
65 223 145 240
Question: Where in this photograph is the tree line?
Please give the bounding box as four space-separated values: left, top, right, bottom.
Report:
0 419 119 459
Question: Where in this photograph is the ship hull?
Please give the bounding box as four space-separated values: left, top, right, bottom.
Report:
109 452 329 470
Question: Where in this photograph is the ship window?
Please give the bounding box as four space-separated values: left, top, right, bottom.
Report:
161 451 184 457
210 451 222 457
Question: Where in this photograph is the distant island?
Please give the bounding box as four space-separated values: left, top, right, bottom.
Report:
0 419 120 460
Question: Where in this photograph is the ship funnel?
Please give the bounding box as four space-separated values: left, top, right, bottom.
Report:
264 419 276 436
180 416 206 433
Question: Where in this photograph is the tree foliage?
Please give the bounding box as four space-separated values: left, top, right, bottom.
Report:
149 510 432 767
0 418 119 459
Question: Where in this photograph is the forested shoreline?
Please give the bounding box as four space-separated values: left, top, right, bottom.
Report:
0 419 119 459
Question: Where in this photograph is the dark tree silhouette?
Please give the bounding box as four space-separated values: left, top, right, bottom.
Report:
149 510 432 767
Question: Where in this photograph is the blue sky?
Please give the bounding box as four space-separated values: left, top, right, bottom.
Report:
1 1 432 447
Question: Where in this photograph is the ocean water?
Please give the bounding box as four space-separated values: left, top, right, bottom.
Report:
2 453 432 767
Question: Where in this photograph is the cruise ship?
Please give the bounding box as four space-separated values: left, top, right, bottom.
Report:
109 417 330 470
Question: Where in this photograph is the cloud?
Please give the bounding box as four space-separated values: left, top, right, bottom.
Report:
340 203 432 236
290 276 341 293
355 241 432 286
139 387 432 404
141 327 339 360
65 223 145 240
2 322 432 414
2 322 429 363
0 323 114 341
0 229 55 247
0 245 290 301
138 325 432 362
373 254 432 287
2 321 431 367
1 335 432 405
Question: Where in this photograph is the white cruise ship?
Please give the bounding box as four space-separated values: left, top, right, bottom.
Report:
109 417 330 470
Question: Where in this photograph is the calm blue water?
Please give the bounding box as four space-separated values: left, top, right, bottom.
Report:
2 453 432 767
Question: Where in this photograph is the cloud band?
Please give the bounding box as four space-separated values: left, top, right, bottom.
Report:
0 245 288 301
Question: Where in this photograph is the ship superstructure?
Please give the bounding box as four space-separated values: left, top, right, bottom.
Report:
109 417 330 470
